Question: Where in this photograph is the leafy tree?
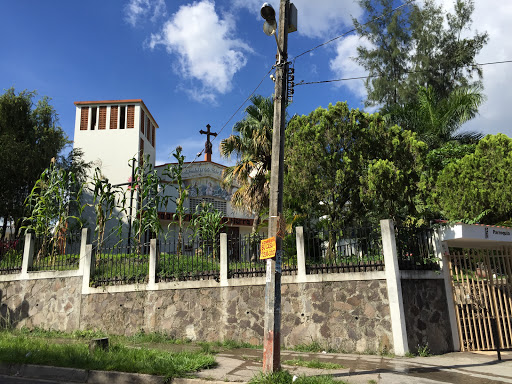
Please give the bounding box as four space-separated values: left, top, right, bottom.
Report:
0 88 69 238
220 95 275 235
387 85 485 149
285 102 427 253
354 0 488 109
433 134 512 224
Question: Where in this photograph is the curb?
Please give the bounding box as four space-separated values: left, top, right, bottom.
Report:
0 363 238 384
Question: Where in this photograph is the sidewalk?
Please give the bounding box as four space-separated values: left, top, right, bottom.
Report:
196 349 512 383
1 349 511 383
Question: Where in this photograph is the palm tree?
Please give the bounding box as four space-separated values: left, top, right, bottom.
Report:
220 95 274 236
386 85 485 149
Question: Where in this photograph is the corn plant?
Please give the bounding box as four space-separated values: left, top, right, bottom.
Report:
189 202 225 259
162 146 191 256
130 154 171 254
23 159 84 264
90 167 124 251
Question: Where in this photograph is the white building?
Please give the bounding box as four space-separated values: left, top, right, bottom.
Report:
73 99 259 244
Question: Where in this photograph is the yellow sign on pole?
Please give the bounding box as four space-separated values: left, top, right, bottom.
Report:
260 237 276 260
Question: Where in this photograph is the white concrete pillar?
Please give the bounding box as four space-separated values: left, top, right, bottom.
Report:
220 233 228 286
78 228 90 275
21 232 34 276
81 244 94 293
380 219 409 355
296 226 306 282
149 238 158 287
433 230 460 351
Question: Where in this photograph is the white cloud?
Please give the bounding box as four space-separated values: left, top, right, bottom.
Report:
329 34 371 100
443 0 512 138
125 0 167 26
232 0 362 38
149 0 252 102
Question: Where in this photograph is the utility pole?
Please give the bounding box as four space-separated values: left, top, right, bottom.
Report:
263 0 289 373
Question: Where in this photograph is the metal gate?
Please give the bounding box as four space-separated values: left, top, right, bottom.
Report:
448 247 512 351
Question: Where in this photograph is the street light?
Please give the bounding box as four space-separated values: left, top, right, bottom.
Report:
260 0 296 374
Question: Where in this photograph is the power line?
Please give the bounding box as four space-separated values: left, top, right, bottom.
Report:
291 0 416 61
295 60 512 86
181 66 274 170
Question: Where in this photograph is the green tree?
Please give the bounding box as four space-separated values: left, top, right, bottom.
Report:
433 134 512 224
220 95 275 235
0 88 69 238
387 85 485 149
285 102 427 233
190 202 225 259
354 0 488 109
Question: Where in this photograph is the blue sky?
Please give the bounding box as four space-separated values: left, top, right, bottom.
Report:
1 0 511 166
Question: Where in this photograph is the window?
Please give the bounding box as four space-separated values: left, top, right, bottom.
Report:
139 138 144 165
110 106 118 129
152 125 155 147
119 106 126 129
98 106 107 130
190 197 227 215
80 107 89 130
127 105 135 128
90 107 97 130
140 109 145 133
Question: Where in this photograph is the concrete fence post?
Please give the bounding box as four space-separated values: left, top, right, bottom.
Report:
433 229 460 351
82 244 94 293
296 226 306 281
78 228 90 275
21 232 35 276
220 233 228 286
149 238 158 287
380 219 409 355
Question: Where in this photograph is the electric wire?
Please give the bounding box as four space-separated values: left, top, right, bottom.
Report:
181 65 275 170
295 60 512 86
291 0 416 62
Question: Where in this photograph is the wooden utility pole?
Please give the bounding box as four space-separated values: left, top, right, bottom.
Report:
263 0 289 373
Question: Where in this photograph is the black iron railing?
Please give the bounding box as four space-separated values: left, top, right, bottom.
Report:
157 236 220 282
395 226 439 270
30 231 81 271
0 236 24 274
228 232 298 278
304 227 384 274
91 242 149 286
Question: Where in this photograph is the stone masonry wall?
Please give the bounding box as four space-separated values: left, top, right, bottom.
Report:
81 280 393 353
401 279 452 354
0 276 394 354
0 276 82 331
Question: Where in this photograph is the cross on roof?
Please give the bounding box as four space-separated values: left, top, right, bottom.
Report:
200 124 218 155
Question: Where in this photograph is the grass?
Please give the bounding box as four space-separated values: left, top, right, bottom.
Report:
249 370 346 384
0 330 215 380
283 358 344 370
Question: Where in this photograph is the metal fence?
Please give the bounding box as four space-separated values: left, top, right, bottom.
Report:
157 236 220 282
0 236 24 274
30 231 82 271
395 226 439 270
304 227 384 274
227 233 297 278
91 242 149 286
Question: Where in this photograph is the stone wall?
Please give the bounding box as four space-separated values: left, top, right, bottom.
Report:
0 276 394 354
0 276 82 332
401 279 453 354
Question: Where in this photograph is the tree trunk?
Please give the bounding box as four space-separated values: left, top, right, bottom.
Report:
250 213 260 262
1 216 7 240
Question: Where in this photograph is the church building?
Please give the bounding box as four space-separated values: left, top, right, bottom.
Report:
73 99 258 241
